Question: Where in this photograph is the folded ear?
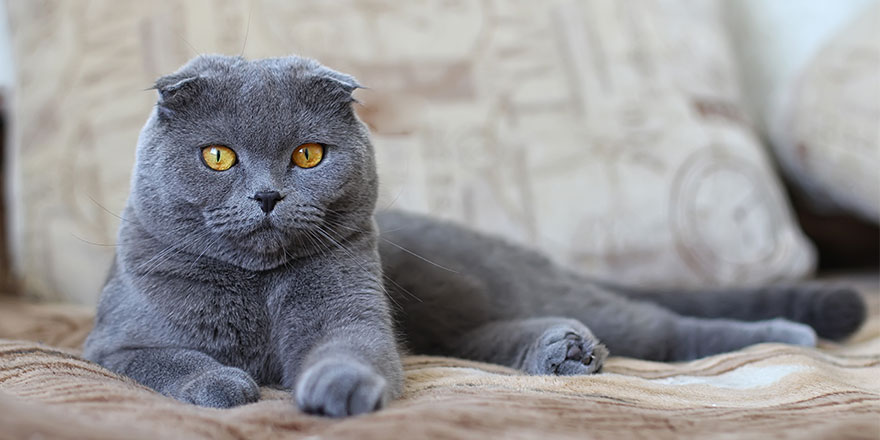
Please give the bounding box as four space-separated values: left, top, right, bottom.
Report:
310 66 362 104
152 74 204 119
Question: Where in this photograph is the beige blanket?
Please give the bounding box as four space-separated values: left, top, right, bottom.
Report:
1 293 878 440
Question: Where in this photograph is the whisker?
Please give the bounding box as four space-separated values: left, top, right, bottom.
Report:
302 229 330 262
305 227 407 311
240 4 253 57
70 233 119 247
322 207 410 233
314 225 421 304
138 229 213 275
87 194 129 223
379 238 460 274
379 185 406 212
378 145 413 212
271 232 293 272
321 216 458 274
136 242 180 272
189 233 225 269
175 30 201 57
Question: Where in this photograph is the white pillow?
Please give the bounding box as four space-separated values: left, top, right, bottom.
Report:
726 0 879 222
5 0 815 304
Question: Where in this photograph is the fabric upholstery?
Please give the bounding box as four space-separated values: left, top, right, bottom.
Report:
0 288 878 439
4 0 815 303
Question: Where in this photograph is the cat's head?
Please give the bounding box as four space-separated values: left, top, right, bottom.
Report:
130 55 378 270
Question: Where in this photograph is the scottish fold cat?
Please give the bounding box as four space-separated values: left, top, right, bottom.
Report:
83 55 866 417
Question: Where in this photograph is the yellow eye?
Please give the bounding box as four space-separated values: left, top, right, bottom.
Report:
201 145 237 171
292 143 324 168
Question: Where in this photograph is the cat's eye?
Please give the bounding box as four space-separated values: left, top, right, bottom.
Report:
201 145 237 171
292 143 324 168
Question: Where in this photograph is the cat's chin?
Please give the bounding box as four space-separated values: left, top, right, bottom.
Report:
221 227 319 271
213 243 291 272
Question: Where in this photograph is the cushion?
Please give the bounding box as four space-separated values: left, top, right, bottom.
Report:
726 0 880 223
5 0 814 303
771 4 880 222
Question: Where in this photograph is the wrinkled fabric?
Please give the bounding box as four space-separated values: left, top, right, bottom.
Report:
0 294 878 440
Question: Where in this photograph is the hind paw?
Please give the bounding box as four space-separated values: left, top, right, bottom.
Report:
762 318 818 347
523 322 607 375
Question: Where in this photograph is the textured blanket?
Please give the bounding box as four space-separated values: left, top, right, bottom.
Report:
1 290 878 440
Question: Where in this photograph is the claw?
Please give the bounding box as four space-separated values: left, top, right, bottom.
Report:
583 354 595 366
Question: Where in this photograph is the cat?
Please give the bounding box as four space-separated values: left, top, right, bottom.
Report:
83 55 867 418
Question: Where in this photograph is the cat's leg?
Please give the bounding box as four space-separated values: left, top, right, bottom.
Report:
271 245 404 418
451 317 608 375
442 304 814 365
95 347 260 408
667 317 817 360
376 211 820 362
599 282 866 341
287 323 402 418
578 295 818 361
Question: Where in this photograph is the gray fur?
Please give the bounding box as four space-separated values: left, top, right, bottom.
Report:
379 211 864 362
84 55 867 417
84 55 400 416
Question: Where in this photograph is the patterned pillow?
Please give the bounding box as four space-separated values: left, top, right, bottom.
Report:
4 0 815 304
771 4 880 223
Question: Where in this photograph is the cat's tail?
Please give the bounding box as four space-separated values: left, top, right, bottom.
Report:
599 282 867 341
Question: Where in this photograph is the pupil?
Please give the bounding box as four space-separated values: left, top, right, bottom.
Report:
214 149 221 163
303 148 309 160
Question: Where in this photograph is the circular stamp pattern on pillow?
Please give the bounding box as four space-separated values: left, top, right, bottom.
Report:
671 148 807 284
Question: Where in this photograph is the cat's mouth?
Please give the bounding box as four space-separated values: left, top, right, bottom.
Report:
236 224 287 255
237 218 320 258
237 214 291 234
202 206 331 261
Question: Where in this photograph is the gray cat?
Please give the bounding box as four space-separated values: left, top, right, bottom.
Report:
83 55 866 418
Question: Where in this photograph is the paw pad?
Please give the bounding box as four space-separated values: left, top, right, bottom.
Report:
563 334 596 366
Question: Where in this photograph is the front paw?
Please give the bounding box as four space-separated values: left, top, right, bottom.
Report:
295 359 389 417
178 366 260 408
524 322 608 376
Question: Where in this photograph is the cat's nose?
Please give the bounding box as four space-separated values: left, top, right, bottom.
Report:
251 191 283 213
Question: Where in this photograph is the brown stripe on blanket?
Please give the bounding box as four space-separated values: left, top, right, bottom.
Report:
0 294 878 439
